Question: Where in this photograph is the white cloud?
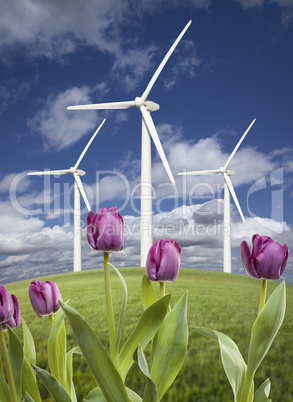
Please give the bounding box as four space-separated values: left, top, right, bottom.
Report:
82 122 285 212
0 193 292 284
151 122 277 197
27 86 101 151
0 173 31 194
0 1 201 96
0 0 124 58
0 0 206 60
1 120 291 284
112 45 158 92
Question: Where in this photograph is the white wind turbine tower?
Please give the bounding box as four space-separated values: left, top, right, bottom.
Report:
28 119 106 272
67 21 192 267
178 119 256 273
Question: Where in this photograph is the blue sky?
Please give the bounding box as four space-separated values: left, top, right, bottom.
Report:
0 0 292 284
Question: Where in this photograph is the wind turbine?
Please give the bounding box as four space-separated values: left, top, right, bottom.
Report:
178 119 256 273
67 21 192 267
27 118 106 272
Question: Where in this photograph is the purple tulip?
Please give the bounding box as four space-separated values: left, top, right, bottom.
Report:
240 234 289 280
29 280 63 318
87 207 124 252
146 238 181 282
0 284 14 324
2 295 21 331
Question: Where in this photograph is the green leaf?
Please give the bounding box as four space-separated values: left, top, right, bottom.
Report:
59 300 129 402
108 262 128 352
192 326 247 401
119 293 171 380
66 346 82 402
85 387 142 402
7 326 24 400
24 392 36 402
84 387 105 402
22 358 41 402
141 274 158 310
192 326 218 343
22 319 36 366
254 378 272 402
216 331 247 401
33 365 71 402
22 320 40 400
133 345 158 402
126 388 143 402
0 363 10 402
47 307 68 391
247 281 286 378
151 292 188 400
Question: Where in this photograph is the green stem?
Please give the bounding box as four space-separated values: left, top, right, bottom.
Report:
0 325 18 402
258 279 267 315
103 252 117 365
241 372 254 402
49 314 54 329
159 282 165 298
159 282 171 312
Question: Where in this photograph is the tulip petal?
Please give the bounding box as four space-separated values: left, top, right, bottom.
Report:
146 239 181 282
29 280 62 317
87 207 124 252
29 282 47 317
2 294 21 330
240 241 259 279
87 211 98 250
0 284 14 323
146 243 159 281
157 240 180 282
46 281 63 313
280 244 289 277
255 241 287 280
252 234 271 260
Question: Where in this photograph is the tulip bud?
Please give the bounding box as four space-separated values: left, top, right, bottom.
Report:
0 284 14 324
240 234 289 280
87 207 124 252
29 280 63 318
146 238 181 282
2 295 21 331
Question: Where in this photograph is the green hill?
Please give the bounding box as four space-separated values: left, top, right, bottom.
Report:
5 268 293 401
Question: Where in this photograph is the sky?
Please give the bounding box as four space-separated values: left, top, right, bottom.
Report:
0 0 293 284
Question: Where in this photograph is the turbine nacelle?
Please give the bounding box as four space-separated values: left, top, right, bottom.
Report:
70 167 86 176
220 167 235 176
134 97 160 112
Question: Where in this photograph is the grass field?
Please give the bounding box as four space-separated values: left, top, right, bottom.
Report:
5 268 293 401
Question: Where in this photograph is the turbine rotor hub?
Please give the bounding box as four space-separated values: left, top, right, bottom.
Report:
134 97 145 108
134 97 160 112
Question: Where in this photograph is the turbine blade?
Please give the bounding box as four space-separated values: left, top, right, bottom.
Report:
223 172 245 222
140 105 175 185
73 172 91 212
141 20 192 101
67 101 135 110
27 169 70 176
178 169 221 175
74 119 106 169
224 118 256 169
